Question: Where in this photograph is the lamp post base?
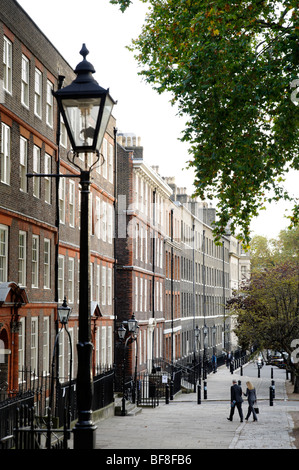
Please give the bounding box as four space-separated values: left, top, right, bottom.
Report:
73 422 97 449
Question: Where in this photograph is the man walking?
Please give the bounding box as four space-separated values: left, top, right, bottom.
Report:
227 379 243 422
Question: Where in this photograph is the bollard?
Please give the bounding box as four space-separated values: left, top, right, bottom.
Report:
271 367 273 379
238 380 241 387
197 384 201 404
240 365 243 376
170 380 174 401
286 369 289 380
258 365 260 378
269 386 274 406
165 384 169 404
271 380 275 398
204 381 207 399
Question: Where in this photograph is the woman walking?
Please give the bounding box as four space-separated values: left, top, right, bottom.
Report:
244 381 258 422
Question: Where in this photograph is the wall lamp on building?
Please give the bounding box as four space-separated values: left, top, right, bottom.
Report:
48 297 72 446
54 44 116 450
117 313 139 416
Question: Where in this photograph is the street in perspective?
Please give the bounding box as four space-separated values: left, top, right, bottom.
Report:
93 361 299 451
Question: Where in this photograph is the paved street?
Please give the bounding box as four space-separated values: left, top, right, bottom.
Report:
93 362 299 451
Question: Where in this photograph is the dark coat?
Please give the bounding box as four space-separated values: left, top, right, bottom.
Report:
231 384 243 403
244 388 257 405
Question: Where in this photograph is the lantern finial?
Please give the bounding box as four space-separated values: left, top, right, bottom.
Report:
80 44 89 61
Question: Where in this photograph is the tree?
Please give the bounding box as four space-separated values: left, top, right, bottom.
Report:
227 260 299 390
110 0 299 245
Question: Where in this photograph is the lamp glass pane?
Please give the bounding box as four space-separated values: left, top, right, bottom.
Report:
96 94 114 151
62 97 102 148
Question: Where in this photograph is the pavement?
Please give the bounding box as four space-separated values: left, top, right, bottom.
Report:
92 361 299 452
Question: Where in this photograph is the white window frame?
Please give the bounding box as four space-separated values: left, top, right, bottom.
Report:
33 145 40 198
20 136 28 192
107 326 112 367
18 231 27 287
108 143 113 183
31 235 39 288
135 276 138 312
46 80 54 128
102 138 107 179
34 68 42 118
101 266 106 306
60 119 67 148
44 238 50 289
101 200 107 242
101 326 106 366
18 317 25 382
31 317 38 372
69 180 75 227
21 54 29 108
3 36 12 94
1 123 10 185
58 254 64 302
43 317 50 375
68 257 74 303
59 176 65 224
44 153 51 204
95 196 101 239
0 224 8 282
107 267 112 305
107 203 113 244
96 264 100 304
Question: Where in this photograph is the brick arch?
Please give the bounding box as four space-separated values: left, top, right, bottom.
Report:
0 282 29 306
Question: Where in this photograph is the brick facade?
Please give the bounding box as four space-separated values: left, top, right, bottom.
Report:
0 0 248 398
0 0 115 393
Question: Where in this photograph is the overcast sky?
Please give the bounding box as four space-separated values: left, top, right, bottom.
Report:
17 0 298 240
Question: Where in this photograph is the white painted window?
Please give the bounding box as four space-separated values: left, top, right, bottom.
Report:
31 317 38 372
44 153 51 204
3 37 12 94
21 55 29 108
0 225 8 282
31 235 39 288
44 238 50 289
34 68 42 118
1 123 10 185
46 80 54 127
20 136 28 192
33 145 40 198
18 231 27 287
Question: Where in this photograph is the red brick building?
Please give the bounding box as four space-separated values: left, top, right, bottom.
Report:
115 135 173 377
0 0 115 396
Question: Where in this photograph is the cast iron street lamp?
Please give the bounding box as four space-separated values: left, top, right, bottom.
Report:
54 44 115 449
48 297 72 448
203 325 208 380
194 325 201 380
117 314 139 416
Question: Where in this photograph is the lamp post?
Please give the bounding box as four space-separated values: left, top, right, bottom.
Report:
57 297 73 445
117 314 139 416
48 297 72 448
54 44 115 449
203 325 208 380
194 325 201 380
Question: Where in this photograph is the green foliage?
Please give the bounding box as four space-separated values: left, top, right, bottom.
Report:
228 260 299 354
228 226 299 373
110 0 299 244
